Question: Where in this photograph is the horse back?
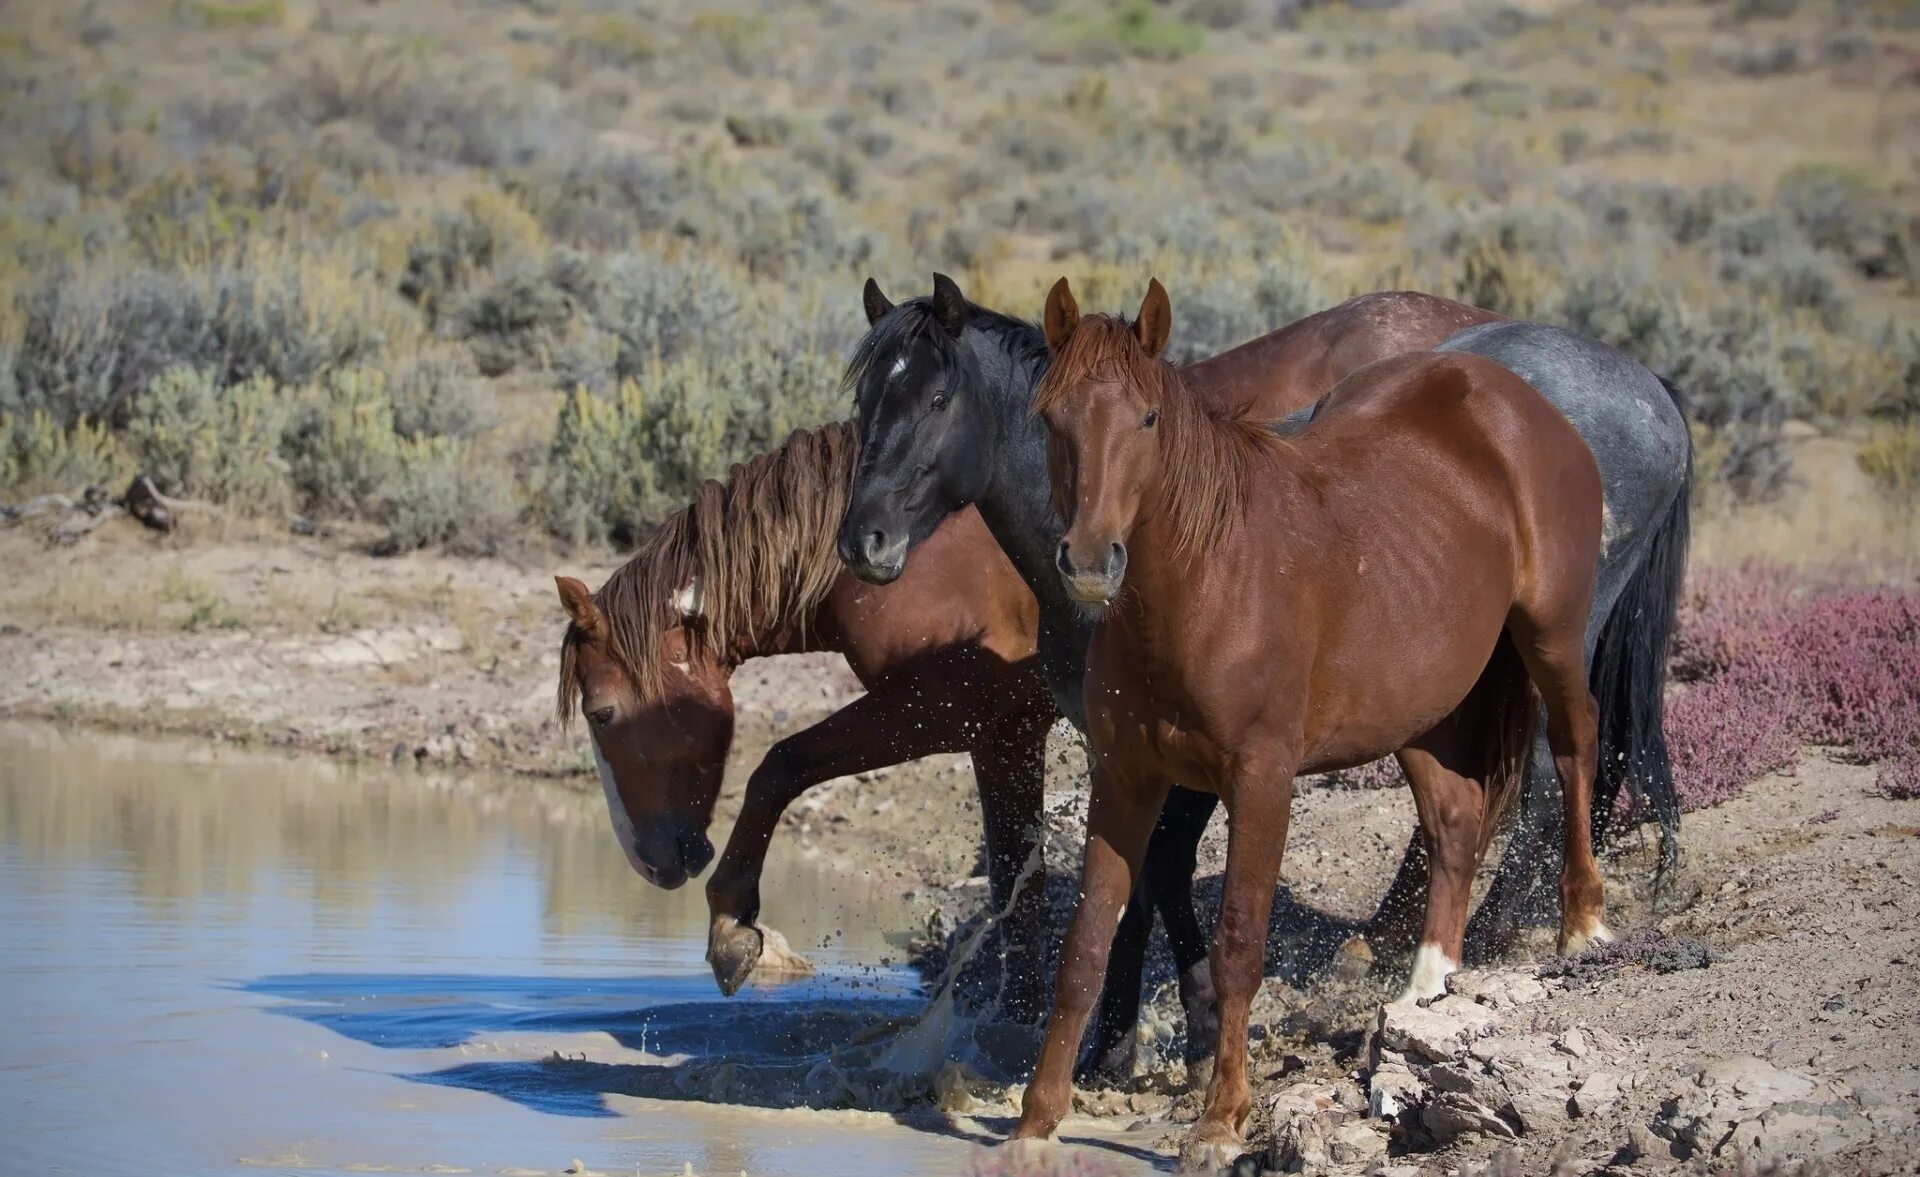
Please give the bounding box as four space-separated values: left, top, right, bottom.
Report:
1185 291 1505 421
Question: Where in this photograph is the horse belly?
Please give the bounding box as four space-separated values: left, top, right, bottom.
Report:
1299 598 1512 773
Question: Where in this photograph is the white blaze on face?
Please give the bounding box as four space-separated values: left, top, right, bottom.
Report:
1397 943 1456 1004
591 733 645 874
888 356 907 381
673 577 704 619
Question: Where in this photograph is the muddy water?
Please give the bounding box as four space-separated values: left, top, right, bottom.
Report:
0 723 1160 1175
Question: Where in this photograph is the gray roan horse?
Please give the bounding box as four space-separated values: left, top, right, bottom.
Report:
835 278 1691 1076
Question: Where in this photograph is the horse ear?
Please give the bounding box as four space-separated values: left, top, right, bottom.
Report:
863 277 894 326
555 575 603 636
1043 277 1080 352
1135 277 1172 360
930 272 968 338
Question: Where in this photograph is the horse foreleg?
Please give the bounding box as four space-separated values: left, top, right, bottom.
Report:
1184 754 1297 1174
1014 763 1168 1142
1145 787 1219 1083
704 682 958 996
972 716 1050 1027
1081 785 1217 1086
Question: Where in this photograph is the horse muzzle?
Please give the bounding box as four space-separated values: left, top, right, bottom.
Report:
839 525 909 585
1056 539 1126 605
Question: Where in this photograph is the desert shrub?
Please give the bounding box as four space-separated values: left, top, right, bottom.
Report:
378 438 521 557
563 14 658 70
398 194 547 323
123 366 289 508
542 347 843 545
1857 421 1920 501
280 368 401 518
10 260 396 429
389 349 490 442
1053 0 1206 61
271 51 571 171
185 0 285 29
1667 566 1920 810
1881 755 1920 800
453 262 577 377
1184 0 1251 29
0 411 128 499
1774 163 1907 280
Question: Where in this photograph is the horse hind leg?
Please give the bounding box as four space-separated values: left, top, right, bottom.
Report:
1506 601 1610 954
1393 644 1530 1002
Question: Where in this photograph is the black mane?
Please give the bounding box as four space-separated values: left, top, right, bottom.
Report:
842 296 1051 402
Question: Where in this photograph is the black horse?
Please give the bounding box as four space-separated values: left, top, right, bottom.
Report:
835 274 1690 1078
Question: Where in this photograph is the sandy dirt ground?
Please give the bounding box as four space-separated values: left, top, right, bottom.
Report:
2 502 1917 1173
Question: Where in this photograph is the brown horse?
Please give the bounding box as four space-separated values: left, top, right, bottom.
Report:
554 422 1056 1017
1015 280 1609 1165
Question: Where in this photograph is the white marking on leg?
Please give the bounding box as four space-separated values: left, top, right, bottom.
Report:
1397 943 1456 1004
591 734 645 874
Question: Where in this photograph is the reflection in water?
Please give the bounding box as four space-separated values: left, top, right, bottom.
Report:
2 722 1159 1177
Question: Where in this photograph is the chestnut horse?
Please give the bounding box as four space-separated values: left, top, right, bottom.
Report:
838 275 1688 1079
1019 280 1610 1166
555 422 1056 1018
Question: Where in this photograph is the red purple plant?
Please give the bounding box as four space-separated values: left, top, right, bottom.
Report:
1666 563 1920 811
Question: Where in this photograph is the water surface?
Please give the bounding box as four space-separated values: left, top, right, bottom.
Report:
0 723 1155 1175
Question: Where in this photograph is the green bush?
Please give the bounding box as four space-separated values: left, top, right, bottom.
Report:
0 411 128 500
124 366 290 508
542 347 842 545
380 438 521 556
281 369 402 518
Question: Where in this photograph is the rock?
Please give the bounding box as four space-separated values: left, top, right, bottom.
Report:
1622 1122 1673 1166
1450 970 1551 1010
1658 1056 1862 1161
1369 1062 1424 1120
1375 995 1496 1064
1555 1027 1589 1058
1325 1119 1388 1164
1572 1070 1621 1118
1266 1081 1352 1172
751 926 814 979
1424 1091 1517 1142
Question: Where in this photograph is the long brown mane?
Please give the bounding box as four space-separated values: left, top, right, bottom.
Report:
557 422 860 720
1032 314 1283 558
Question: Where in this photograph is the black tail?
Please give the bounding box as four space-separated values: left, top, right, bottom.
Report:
1588 376 1691 877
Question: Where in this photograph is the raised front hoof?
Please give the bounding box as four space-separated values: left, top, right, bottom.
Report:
1176 1123 1245 1175
706 917 766 997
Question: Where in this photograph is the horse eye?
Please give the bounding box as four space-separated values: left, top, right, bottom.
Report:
930 391 950 411
1143 410 1158 428
589 706 616 727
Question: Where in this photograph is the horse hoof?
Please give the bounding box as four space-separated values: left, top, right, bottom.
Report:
1176 1126 1244 1174
707 918 765 996
1076 1040 1136 1088
1558 922 1615 957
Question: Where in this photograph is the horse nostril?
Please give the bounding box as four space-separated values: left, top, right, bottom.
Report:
589 706 615 726
1056 541 1073 573
864 529 890 562
1109 542 1126 573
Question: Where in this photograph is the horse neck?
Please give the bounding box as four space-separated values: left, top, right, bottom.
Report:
959 325 1080 621
1121 410 1321 643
